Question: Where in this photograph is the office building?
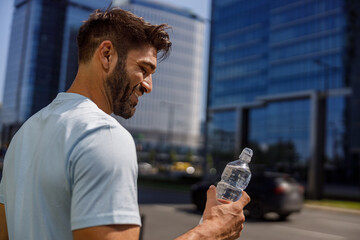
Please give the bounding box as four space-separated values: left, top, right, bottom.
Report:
1 0 110 141
115 0 205 153
207 0 359 195
1 0 205 158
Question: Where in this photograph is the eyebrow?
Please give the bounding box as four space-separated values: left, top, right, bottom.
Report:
141 61 156 72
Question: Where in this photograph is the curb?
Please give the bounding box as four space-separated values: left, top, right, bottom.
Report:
304 204 360 215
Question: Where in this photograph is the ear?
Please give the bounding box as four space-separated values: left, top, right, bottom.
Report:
97 40 117 72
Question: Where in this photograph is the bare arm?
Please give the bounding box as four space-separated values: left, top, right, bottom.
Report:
175 186 250 240
73 224 140 240
0 204 9 240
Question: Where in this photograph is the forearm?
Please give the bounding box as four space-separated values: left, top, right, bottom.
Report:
174 223 212 240
73 224 140 240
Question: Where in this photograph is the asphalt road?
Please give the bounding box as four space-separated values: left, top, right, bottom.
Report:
242 207 360 240
138 187 360 240
139 204 360 240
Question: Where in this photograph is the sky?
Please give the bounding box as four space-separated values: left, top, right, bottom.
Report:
0 0 211 103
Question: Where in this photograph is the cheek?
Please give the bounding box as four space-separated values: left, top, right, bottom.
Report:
131 72 143 86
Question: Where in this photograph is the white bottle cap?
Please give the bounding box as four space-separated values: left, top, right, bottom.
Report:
239 147 253 163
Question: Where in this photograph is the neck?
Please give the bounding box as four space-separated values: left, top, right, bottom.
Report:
67 63 113 114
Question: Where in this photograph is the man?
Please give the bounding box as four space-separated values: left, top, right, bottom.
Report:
0 8 250 240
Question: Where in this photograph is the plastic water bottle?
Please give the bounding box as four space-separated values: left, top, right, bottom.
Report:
199 148 253 224
216 147 253 201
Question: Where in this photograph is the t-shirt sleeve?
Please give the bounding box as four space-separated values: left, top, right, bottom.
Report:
68 124 140 230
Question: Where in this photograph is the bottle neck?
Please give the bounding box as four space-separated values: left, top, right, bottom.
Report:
230 160 250 169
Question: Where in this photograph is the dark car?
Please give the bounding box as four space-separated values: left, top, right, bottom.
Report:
190 171 304 220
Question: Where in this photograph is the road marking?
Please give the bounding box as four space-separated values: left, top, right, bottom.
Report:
273 225 346 240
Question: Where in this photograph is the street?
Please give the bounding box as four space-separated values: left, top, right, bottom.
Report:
242 207 360 240
139 204 360 240
138 187 360 240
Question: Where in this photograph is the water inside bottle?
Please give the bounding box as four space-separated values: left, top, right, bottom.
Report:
216 164 251 201
221 165 251 190
216 181 243 201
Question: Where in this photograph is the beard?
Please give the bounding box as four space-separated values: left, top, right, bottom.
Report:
105 59 137 119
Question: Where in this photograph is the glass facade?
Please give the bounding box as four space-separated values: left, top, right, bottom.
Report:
115 0 205 152
2 0 113 142
2 0 205 163
208 0 358 187
3 0 35 125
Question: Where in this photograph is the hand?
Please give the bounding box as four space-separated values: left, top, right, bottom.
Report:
174 186 250 240
201 185 250 240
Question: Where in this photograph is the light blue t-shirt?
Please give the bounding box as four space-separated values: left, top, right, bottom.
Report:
0 93 141 239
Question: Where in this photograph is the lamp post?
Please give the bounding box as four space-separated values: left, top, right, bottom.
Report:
309 59 340 199
161 101 182 145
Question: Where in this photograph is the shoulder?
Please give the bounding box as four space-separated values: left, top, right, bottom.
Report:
48 93 136 163
72 113 134 148
55 95 133 142
67 113 136 163
67 111 137 187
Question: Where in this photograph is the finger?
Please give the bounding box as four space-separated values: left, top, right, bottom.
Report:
205 185 218 206
218 199 232 204
235 191 251 207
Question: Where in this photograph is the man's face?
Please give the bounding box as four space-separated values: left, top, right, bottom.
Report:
106 45 157 119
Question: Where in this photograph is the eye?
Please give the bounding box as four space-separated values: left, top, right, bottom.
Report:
140 66 148 75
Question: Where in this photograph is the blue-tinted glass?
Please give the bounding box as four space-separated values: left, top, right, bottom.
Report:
208 110 237 170
209 0 352 183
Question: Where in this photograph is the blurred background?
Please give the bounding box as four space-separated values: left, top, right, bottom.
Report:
0 0 360 239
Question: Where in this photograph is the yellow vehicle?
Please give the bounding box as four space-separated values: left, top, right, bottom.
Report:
171 162 195 175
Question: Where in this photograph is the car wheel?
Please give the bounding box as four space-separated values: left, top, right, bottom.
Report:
247 199 264 219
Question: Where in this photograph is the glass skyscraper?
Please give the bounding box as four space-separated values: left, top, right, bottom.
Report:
1 0 113 141
207 0 359 192
115 0 205 152
1 0 205 158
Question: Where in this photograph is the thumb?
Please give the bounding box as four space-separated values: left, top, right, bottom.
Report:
205 185 217 207
235 191 251 208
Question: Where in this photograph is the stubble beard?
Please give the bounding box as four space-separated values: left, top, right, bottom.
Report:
106 60 136 119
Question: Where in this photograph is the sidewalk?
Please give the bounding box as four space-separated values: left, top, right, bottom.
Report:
304 203 360 215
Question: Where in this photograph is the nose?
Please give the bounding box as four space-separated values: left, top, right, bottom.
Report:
141 74 152 94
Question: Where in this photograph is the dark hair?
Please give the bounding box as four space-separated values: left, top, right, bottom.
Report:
77 7 172 63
